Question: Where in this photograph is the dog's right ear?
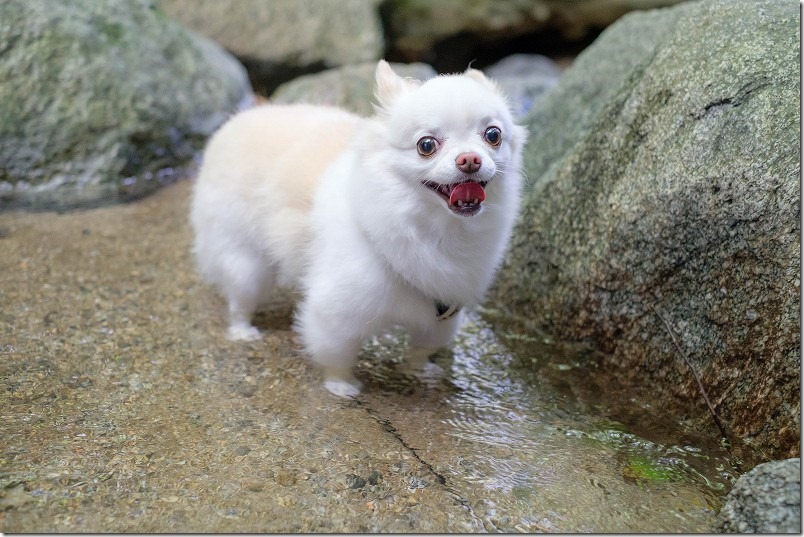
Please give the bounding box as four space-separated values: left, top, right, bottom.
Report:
374 60 420 112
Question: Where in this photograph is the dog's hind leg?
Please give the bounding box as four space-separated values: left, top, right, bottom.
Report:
221 251 276 341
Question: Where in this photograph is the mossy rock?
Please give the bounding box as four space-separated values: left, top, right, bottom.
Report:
0 0 252 210
492 0 799 460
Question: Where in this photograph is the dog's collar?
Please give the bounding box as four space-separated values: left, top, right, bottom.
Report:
435 301 461 321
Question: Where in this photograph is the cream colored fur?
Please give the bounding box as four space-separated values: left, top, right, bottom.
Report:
190 60 526 397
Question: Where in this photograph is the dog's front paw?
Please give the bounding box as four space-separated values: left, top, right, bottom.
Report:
324 379 362 398
227 323 262 341
322 367 363 397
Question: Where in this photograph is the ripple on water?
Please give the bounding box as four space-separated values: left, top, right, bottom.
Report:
433 311 739 533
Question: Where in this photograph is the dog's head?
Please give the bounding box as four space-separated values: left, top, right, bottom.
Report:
371 60 527 218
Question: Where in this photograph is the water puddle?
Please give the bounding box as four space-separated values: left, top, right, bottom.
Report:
358 310 740 533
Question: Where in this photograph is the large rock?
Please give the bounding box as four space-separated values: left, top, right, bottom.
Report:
381 0 688 69
491 0 800 460
718 458 801 533
0 0 253 210
156 0 384 94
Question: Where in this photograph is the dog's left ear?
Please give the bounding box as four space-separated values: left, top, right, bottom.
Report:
374 60 420 112
464 68 501 94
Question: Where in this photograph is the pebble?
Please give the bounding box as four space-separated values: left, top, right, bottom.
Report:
275 469 297 486
368 470 383 485
242 480 264 492
345 474 367 489
390 461 407 473
0 485 31 509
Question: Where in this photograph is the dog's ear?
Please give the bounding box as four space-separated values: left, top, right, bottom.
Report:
465 68 502 94
374 60 420 112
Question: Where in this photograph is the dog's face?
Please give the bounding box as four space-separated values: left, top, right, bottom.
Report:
372 61 526 217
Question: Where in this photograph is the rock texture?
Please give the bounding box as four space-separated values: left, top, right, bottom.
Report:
718 458 801 533
491 0 800 460
156 0 384 94
0 0 252 210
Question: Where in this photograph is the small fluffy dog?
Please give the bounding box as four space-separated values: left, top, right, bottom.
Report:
191 61 526 397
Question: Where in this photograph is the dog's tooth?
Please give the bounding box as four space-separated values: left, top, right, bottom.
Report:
472 199 478 204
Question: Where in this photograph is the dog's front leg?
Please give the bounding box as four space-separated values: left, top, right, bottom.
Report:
402 312 462 378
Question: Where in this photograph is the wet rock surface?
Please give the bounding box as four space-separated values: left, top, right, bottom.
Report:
491 0 800 460
1 181 740 532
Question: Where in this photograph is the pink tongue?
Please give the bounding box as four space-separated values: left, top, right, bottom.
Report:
449 182 486 206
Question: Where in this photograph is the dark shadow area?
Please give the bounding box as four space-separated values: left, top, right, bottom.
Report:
398 28 602 73
377 0 604 74
239 57 328 97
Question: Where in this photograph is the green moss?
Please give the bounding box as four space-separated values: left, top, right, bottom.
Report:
623 456 680 482
100 21 123 43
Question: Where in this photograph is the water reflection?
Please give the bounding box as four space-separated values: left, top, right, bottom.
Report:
417 311 738 532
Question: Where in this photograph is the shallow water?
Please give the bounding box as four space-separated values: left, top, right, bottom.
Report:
1 180 742 532
358 314 738 532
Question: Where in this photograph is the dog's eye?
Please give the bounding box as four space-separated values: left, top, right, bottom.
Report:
484 126 502 147
417 136 439 157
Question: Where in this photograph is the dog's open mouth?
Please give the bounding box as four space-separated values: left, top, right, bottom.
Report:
422 180 487 216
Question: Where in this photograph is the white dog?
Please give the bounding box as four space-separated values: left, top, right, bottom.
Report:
191 60 526 397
